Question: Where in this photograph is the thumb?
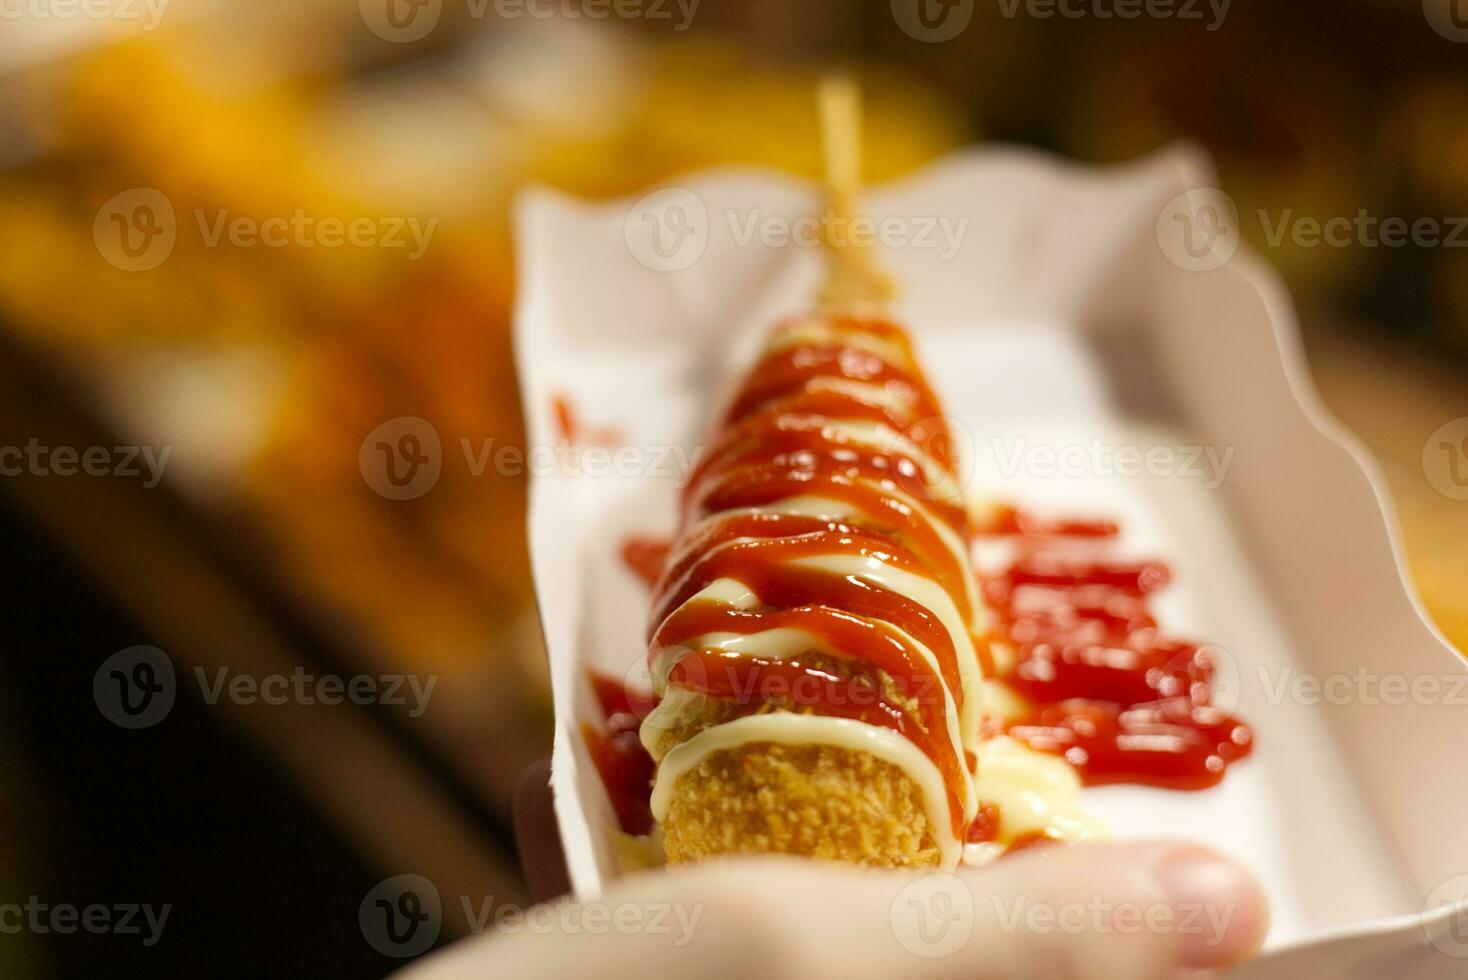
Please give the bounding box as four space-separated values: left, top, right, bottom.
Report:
672 841 1267 980
878 841 1269 978
399 841 1267 980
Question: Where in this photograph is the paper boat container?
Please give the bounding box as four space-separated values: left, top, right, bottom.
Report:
513 145 1468 976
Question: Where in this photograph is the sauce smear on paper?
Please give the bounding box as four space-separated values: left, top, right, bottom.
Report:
582 674 657 835
978 504 1252 790
619 536 671 590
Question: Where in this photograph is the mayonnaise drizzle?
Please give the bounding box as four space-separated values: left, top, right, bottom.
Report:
646 625 974 812
650 712 963 868
764 319 913 369
962 736 1108 866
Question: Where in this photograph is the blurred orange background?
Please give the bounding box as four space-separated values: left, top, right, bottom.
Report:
0 2 1465 974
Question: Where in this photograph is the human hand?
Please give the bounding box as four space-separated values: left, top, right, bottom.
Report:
397 761 1267 980
401 841 1265 980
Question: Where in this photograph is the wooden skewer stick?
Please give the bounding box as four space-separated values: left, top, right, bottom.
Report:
817 74 896 314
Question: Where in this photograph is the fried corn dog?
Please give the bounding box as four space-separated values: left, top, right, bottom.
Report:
636 78 988 869
639 315 988 868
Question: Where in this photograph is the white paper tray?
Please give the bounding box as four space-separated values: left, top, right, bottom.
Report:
513 145 1468 975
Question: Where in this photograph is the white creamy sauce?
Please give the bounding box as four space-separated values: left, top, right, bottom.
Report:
649 712 964 868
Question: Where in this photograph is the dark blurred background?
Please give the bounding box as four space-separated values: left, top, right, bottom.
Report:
0 1 1465 976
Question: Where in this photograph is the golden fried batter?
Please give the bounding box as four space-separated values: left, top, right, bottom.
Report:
661 741 941 868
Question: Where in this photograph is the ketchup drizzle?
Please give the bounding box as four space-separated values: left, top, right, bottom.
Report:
978 504 1252 791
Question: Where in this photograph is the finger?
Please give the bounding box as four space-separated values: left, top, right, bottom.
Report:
690 842 1266 979
401 841 1267 980
632 843 1266 980
899 840 1269 978
513 758 570 903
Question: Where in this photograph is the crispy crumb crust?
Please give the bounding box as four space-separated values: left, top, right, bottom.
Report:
661 741 941 867
648 651 944 868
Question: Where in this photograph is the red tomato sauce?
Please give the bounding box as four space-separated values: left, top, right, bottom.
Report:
978 504 1252 790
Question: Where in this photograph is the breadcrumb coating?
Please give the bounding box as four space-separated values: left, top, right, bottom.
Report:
661 741 941 867
650 651 944 868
